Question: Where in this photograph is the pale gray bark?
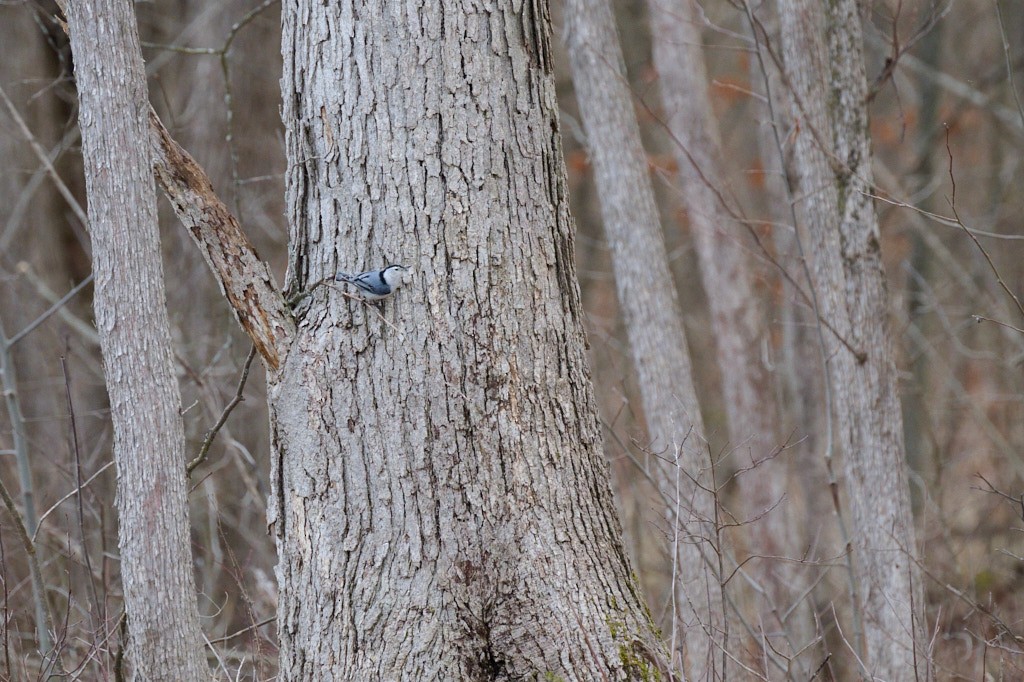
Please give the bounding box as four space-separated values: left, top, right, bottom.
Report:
268 0 670 679
64 1 210 679
649 1 777 515
564 0 723 677
648 0 811 668
777 0 926 676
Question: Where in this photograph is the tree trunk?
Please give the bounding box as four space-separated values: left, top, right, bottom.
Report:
270 0 670 678
648 0 811 668
563 0 723 677
64 1 210 679
776 0 926 676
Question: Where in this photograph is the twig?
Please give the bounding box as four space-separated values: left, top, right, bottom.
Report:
33 461 114 539
187 345 257 475
8 275 93 348
202 629 233 680
973 474 1024 509
635 47 864 361
944 125 1024 322
0 83 88 228
0 322 38 541
866 1 952 103
14 263 101 348
0 319 49 657
140 0 280 216
1 126 81 254
0 475 57 669
220 0 280 215
993 0 1024 129
0 528 10 679
206 615 276 645
810 653 832 680
971 315 1024 335
865 31 1024 139
866 191 1024 241
60 354 104 636
742 0 863 651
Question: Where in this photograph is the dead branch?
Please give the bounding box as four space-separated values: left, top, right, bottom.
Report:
148 109 294 371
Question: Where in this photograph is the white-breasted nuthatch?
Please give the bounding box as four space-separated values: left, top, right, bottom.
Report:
334 264 409 301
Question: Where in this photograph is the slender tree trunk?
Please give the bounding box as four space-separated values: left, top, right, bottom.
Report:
649 0 778 521
648 0 812 668
776 0 926 676
563 0 723 677
269 0 670 678
64 2 210 678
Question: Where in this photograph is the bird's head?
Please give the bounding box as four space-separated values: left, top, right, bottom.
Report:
381 264 410 288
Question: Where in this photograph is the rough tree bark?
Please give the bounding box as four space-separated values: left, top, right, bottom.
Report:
64 1 210 679
563 0 723 677
776 0 926 676
263 0 671 678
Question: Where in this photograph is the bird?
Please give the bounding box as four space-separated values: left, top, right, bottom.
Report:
334 264 409 301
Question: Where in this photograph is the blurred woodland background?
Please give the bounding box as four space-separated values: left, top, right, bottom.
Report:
1 0 1024 679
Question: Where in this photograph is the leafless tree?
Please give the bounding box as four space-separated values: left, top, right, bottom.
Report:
4 0 1024 679
563 0 725 676
647 0 813 669
774 0 927 676
63 0 210 678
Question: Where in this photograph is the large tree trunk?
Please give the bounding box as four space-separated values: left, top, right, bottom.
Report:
563 0 723 677
270 0 670 678
64 1 210 678
776 0 926 676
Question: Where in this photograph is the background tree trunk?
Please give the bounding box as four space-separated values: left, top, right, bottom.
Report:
64 1 210 678
270 0 670 678
776 0 926 676
563 0 723 676
0 7 82 662
648 0 812 669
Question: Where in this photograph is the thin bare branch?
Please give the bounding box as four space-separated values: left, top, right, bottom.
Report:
60 354 103 634
0 474 57 669
8 275 93 348
206 615 276 645
0 83 88 230
993 0 1024 129
34 461 115 537
944 126 1024 322
187 344 258 475
972 315 1024 335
